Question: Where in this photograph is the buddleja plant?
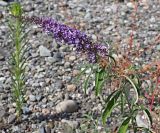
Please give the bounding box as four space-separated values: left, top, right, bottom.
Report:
98 54 153 133
8 2 28 118
74 50 154 133
17 14 153 132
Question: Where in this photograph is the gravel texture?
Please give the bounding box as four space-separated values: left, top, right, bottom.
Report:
0 0 160 133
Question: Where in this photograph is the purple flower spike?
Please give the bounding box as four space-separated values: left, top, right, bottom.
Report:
24 16 109 63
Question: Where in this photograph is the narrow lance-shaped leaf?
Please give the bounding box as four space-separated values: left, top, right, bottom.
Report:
102 90 121 124
140 105 152 126
104 89 120 104
118 117 131 133
95 69 106 96
122 75 139 104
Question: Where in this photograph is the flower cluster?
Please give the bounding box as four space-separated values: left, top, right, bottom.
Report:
24 16 109 63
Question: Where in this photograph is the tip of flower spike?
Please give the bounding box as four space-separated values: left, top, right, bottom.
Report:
24 15 110 63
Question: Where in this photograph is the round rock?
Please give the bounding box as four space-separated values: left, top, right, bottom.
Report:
55 100 78 113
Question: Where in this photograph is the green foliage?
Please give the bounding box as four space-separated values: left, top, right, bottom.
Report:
122 75 139 104
102 90 121 124
8 2 28 118
78 113 110 133
73 51 153 132
95 68 106 96
118 117 131 133
10 2 22 17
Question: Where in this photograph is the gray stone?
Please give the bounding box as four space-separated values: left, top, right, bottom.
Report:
53 80 63 90
8 114 16 124
23 107 31 115
0 81 3 92
29 94 36 102
62 76 72 83
36 95 42 101
56 100 78 113
64 62 71 68
47 57 57 63
1 93 7 100
53 52 63 59
157 45 160 51
39 45 51 57
61 119 79 129
12 126 20 132
84 12 91 20
0 55 5 61
0 109 6 118
0 1 8 6
32 83 40 87
42 97 47 103
0 77 5 83
32 124 37 129
39 127 45 133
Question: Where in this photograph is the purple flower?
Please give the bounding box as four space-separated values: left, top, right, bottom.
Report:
24 16 109 63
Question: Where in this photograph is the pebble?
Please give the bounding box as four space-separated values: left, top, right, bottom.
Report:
0 77 5 83
29 94 36 102
0 54 5 61
69 56 76 62
47 57 57 63
0 109 6 118
61 119 79 129
22 107 31 115
42 108 50 115
67 84 76 92
53 80 64 90
8 114 16 124
55 100 78 113
39 126 46 133
64 62 71 68
157 45 160 51
0 1 8 6
39 45 51 57
36 95 42 101
9 108 16 113
126 2 134 8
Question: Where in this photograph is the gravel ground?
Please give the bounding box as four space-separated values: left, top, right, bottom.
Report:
0 0 160 133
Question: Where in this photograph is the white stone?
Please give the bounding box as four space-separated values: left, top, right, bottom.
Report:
127 2 134 8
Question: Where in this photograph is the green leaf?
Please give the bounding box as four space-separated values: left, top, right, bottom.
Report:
143 109 152 126
118 117 131 133
122 75 139 104
95 69 106 96
102 90 121 124
10 2 22 17
104 89 120 104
